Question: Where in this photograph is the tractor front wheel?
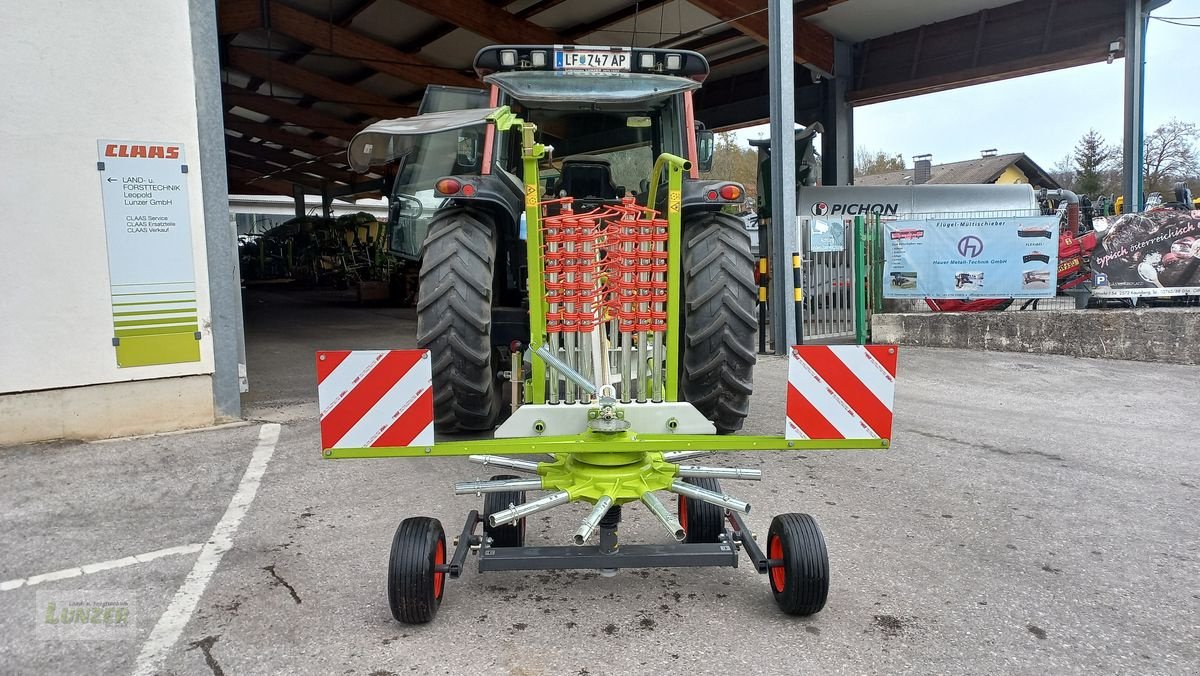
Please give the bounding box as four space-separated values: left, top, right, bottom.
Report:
416 208 502 432
681 211 757 433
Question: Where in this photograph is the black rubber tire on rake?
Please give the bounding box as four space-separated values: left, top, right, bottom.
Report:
766 513 829 616
677 477 725 544
680 211 758 433
415 208 502 432
483 474 526 547
388 517 447 624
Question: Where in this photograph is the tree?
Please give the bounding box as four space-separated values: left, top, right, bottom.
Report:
1143 118 1199 194
1071 129 1117 197
854 147 905 177
1049 154 1075 191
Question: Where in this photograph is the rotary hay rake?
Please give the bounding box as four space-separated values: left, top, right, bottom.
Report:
319 106 899 625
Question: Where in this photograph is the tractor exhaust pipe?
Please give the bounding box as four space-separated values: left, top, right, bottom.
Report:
573 495 614 545
454 478 544 494
675 466 763 481
488 491 571 527
669 480 751 514
641 492 686 541
468 455 542 475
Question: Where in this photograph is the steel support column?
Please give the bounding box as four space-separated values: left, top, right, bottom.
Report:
768 0 799 350
191 0 246 417
821 40 854 187
1121 0 1145 211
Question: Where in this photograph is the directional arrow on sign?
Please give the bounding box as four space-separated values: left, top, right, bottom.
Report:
106 177 117 182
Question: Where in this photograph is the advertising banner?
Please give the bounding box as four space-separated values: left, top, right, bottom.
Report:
883 216 1059 299
1090 209 1200 297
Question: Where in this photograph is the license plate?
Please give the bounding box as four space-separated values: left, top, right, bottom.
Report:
554 50 631 71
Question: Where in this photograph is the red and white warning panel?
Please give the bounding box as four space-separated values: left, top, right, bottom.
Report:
316 350 434 450
786 345 898 441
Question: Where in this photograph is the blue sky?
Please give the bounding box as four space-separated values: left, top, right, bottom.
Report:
734 0 1200 171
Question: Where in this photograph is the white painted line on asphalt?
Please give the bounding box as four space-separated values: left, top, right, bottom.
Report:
0 543 204 592
131 422 282 676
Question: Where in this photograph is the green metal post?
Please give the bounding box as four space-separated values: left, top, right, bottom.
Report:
656 154 688 402
870 214 884 314
853 215 868 345
521 122 548 404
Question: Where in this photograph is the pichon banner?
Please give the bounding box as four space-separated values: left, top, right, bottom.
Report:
316 350 434 450
786 345 898 441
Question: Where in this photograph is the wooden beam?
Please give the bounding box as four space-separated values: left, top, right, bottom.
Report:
226 48 416 119
225 113 347 160
228 157 336 191
687 0 835 73
218 0 261 34
265 1 479 88
224 135 361 183
227 167 302 196
849 0 1125 105
396 0 558 44
563 0 672 41
516 0 567 20
222 86 360 140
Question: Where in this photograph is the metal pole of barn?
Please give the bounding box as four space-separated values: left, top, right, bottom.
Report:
1121 0 1146 212
768 0 799 350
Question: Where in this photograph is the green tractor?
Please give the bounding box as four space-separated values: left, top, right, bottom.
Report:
348 46 756 433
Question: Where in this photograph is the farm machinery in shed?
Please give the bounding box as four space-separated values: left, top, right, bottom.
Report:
321 45 899 624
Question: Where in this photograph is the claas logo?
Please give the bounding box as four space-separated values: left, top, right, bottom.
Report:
104 144 180 159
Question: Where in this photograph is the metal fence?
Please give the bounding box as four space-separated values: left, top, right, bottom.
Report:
797 217 857 342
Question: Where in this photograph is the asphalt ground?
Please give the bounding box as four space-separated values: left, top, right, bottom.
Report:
1 286 1197 675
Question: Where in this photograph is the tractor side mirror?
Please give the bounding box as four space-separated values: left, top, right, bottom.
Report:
696 129 714 173
456 130 480 167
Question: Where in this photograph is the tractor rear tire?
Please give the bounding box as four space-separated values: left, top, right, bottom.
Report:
681 212 758 433
416 208 502 432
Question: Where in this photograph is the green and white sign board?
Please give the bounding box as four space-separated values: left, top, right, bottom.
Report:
97 140 200 367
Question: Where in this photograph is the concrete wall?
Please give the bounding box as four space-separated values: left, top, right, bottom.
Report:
872 309 1200 365
0 2 217 442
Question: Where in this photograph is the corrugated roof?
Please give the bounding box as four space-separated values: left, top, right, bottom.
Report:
856 153 1060 188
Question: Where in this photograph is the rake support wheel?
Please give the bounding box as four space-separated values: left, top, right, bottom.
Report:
388 517 447 624
766 513 829 616
677 477 725 543
482 474 526 547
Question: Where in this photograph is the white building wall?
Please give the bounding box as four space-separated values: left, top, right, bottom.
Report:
0 1 215 396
